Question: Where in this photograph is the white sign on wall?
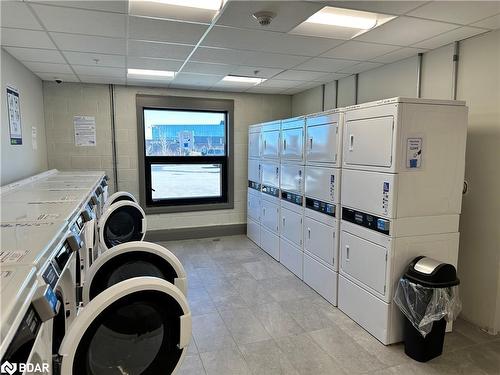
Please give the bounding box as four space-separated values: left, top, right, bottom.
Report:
74 115 96 146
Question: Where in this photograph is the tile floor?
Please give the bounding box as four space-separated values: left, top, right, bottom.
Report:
160 235 500 375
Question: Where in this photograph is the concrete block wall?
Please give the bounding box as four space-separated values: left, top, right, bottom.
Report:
43 82 291 231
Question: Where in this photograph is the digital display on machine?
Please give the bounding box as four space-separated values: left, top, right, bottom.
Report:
262 185 279 197
342 207 390 235
248 181 261 191
76 215 84 230
306 198 335 217
42 263 59 289
54 243 71 271
281 191 303 206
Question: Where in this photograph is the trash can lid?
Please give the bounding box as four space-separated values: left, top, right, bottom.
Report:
404 256 460 288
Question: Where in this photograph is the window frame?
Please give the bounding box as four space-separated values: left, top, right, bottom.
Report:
136 95 234 214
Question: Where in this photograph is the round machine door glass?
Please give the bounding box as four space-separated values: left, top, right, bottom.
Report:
101 202 145 249
60 279 190 375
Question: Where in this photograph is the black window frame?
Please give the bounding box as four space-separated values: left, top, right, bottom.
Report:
136 95 234 214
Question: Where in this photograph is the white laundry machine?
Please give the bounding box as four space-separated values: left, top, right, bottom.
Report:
261 120 280 160
305 109 343 166
280 116 305 163
247 123 262 247
0 265 60 375
97 201 146 252
81 241 187 305
260 160 280 261
102 191 137 214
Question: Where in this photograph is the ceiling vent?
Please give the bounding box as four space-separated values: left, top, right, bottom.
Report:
252 11 276 26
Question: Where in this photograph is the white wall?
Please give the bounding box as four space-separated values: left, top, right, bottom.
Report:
291 86 322 117
1 49 48 184
290 29 500 334
43 83 291 230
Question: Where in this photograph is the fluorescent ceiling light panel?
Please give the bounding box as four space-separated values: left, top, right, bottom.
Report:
146 0 222 10
129 0 222 23
289 7 395 40
127 68 175 79
222 75 266 85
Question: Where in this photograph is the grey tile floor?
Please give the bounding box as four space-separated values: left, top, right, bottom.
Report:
160 235 500 375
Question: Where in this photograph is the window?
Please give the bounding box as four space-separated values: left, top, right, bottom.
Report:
137 95 234 213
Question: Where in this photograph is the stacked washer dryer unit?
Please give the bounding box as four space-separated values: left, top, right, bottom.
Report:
338 98 468 344
247 124 262 247
302 109 343 305
259 120 281 260
279 116 306 279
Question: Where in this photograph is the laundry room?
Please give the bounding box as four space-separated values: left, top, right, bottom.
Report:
0 1 499 374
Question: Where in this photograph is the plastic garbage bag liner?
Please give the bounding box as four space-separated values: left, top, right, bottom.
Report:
394 278 462 337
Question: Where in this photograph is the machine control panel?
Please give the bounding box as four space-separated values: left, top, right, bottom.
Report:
262 185 279 198
306 198 336 217
342 207 390 235
281 191 303 206
33 285 60 322
42 263 59 289
248 181 261 191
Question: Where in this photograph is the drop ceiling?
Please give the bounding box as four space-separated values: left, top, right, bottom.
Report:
1 0 499 95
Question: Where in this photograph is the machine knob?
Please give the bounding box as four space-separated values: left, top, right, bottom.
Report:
33 285 60 322
96 186 103 195
66 235 81 253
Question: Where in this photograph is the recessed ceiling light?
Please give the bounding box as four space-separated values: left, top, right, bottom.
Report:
289 7 395 40
222 75 266 85
128 68 175 79
147 0 222 11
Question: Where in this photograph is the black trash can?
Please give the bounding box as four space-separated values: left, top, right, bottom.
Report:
394 256 461 362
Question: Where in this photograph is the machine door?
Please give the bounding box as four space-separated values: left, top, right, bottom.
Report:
247 190 261 221
248 159 261 185
304 216 336 267
261 162 280 189
261 130 280 159
99 201 146 251
280 164 303 195
59 278 191 375
281 128 303 161
306 123 339 164
344 116 394 168
83 241 187 304
102 191 137 213
248 131 261 158
305 166 339 204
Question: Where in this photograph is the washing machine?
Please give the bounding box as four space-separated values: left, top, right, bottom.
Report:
0 265 60 375
260 161 280 261
97 201 146 253
102 191 137 214
81 241 187 305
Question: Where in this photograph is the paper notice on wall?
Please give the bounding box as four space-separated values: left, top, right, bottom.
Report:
6 86 22 145
32 126 37 150
74 115 96 146
406 138 423 169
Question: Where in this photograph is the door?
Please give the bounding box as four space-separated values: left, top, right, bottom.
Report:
83 241 187 304
99 201 146 251
247 190 260 221
344 116 394 168
248 131 261 158
305 166 340 204
303 254 338 305
306 123 339 164
280 207 303 247
103 191 137 213
260 226 279 261
59 278 191 375
281 128 303 161
340 230 388 297
304 216 336 267
262 130 280 159
279 238 303 279
280 164 303 194
261 200 279 234
247 217 260 247
261 163 279 189
248 159 261 185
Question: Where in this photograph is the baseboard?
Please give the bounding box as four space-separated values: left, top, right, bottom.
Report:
145 223 246 242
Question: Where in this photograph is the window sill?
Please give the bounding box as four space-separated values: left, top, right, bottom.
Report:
143 201 234 215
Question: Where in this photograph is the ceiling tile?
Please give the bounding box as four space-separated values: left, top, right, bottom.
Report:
337 61 384 74
22 61 73 74
3 46 65 64
216 1 324 32
470 14 500 30
182 62 235 76
31 4 126 37
129 1 215 23
171 73 224 87
293 57 358 73
77 75 126 85
63 52 126 67
128 40 193 60
407 1 500 25
129 16 208 45
356 16 459 46
313 72 350 83
273 70 327 81
169 82 212 91
327 1 426 16
412 27 489 50
209 83 248 93
28 1 128 13
126 78 170 88
321 41 400 61
51 33 126 54
191 47 310 69
72 65 125 77
35 72 80 82
370 47 426 64
202 26 343 56
1 1 43 30
259 79 302 89
229 66 283 79
1 28 56 49
246 86 287 94
127 57 183 71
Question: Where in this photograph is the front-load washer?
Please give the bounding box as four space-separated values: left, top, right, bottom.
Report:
81 241 187 305
102 191 137 214
98 201 146 252
0 265 60 375
56 277 191 375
